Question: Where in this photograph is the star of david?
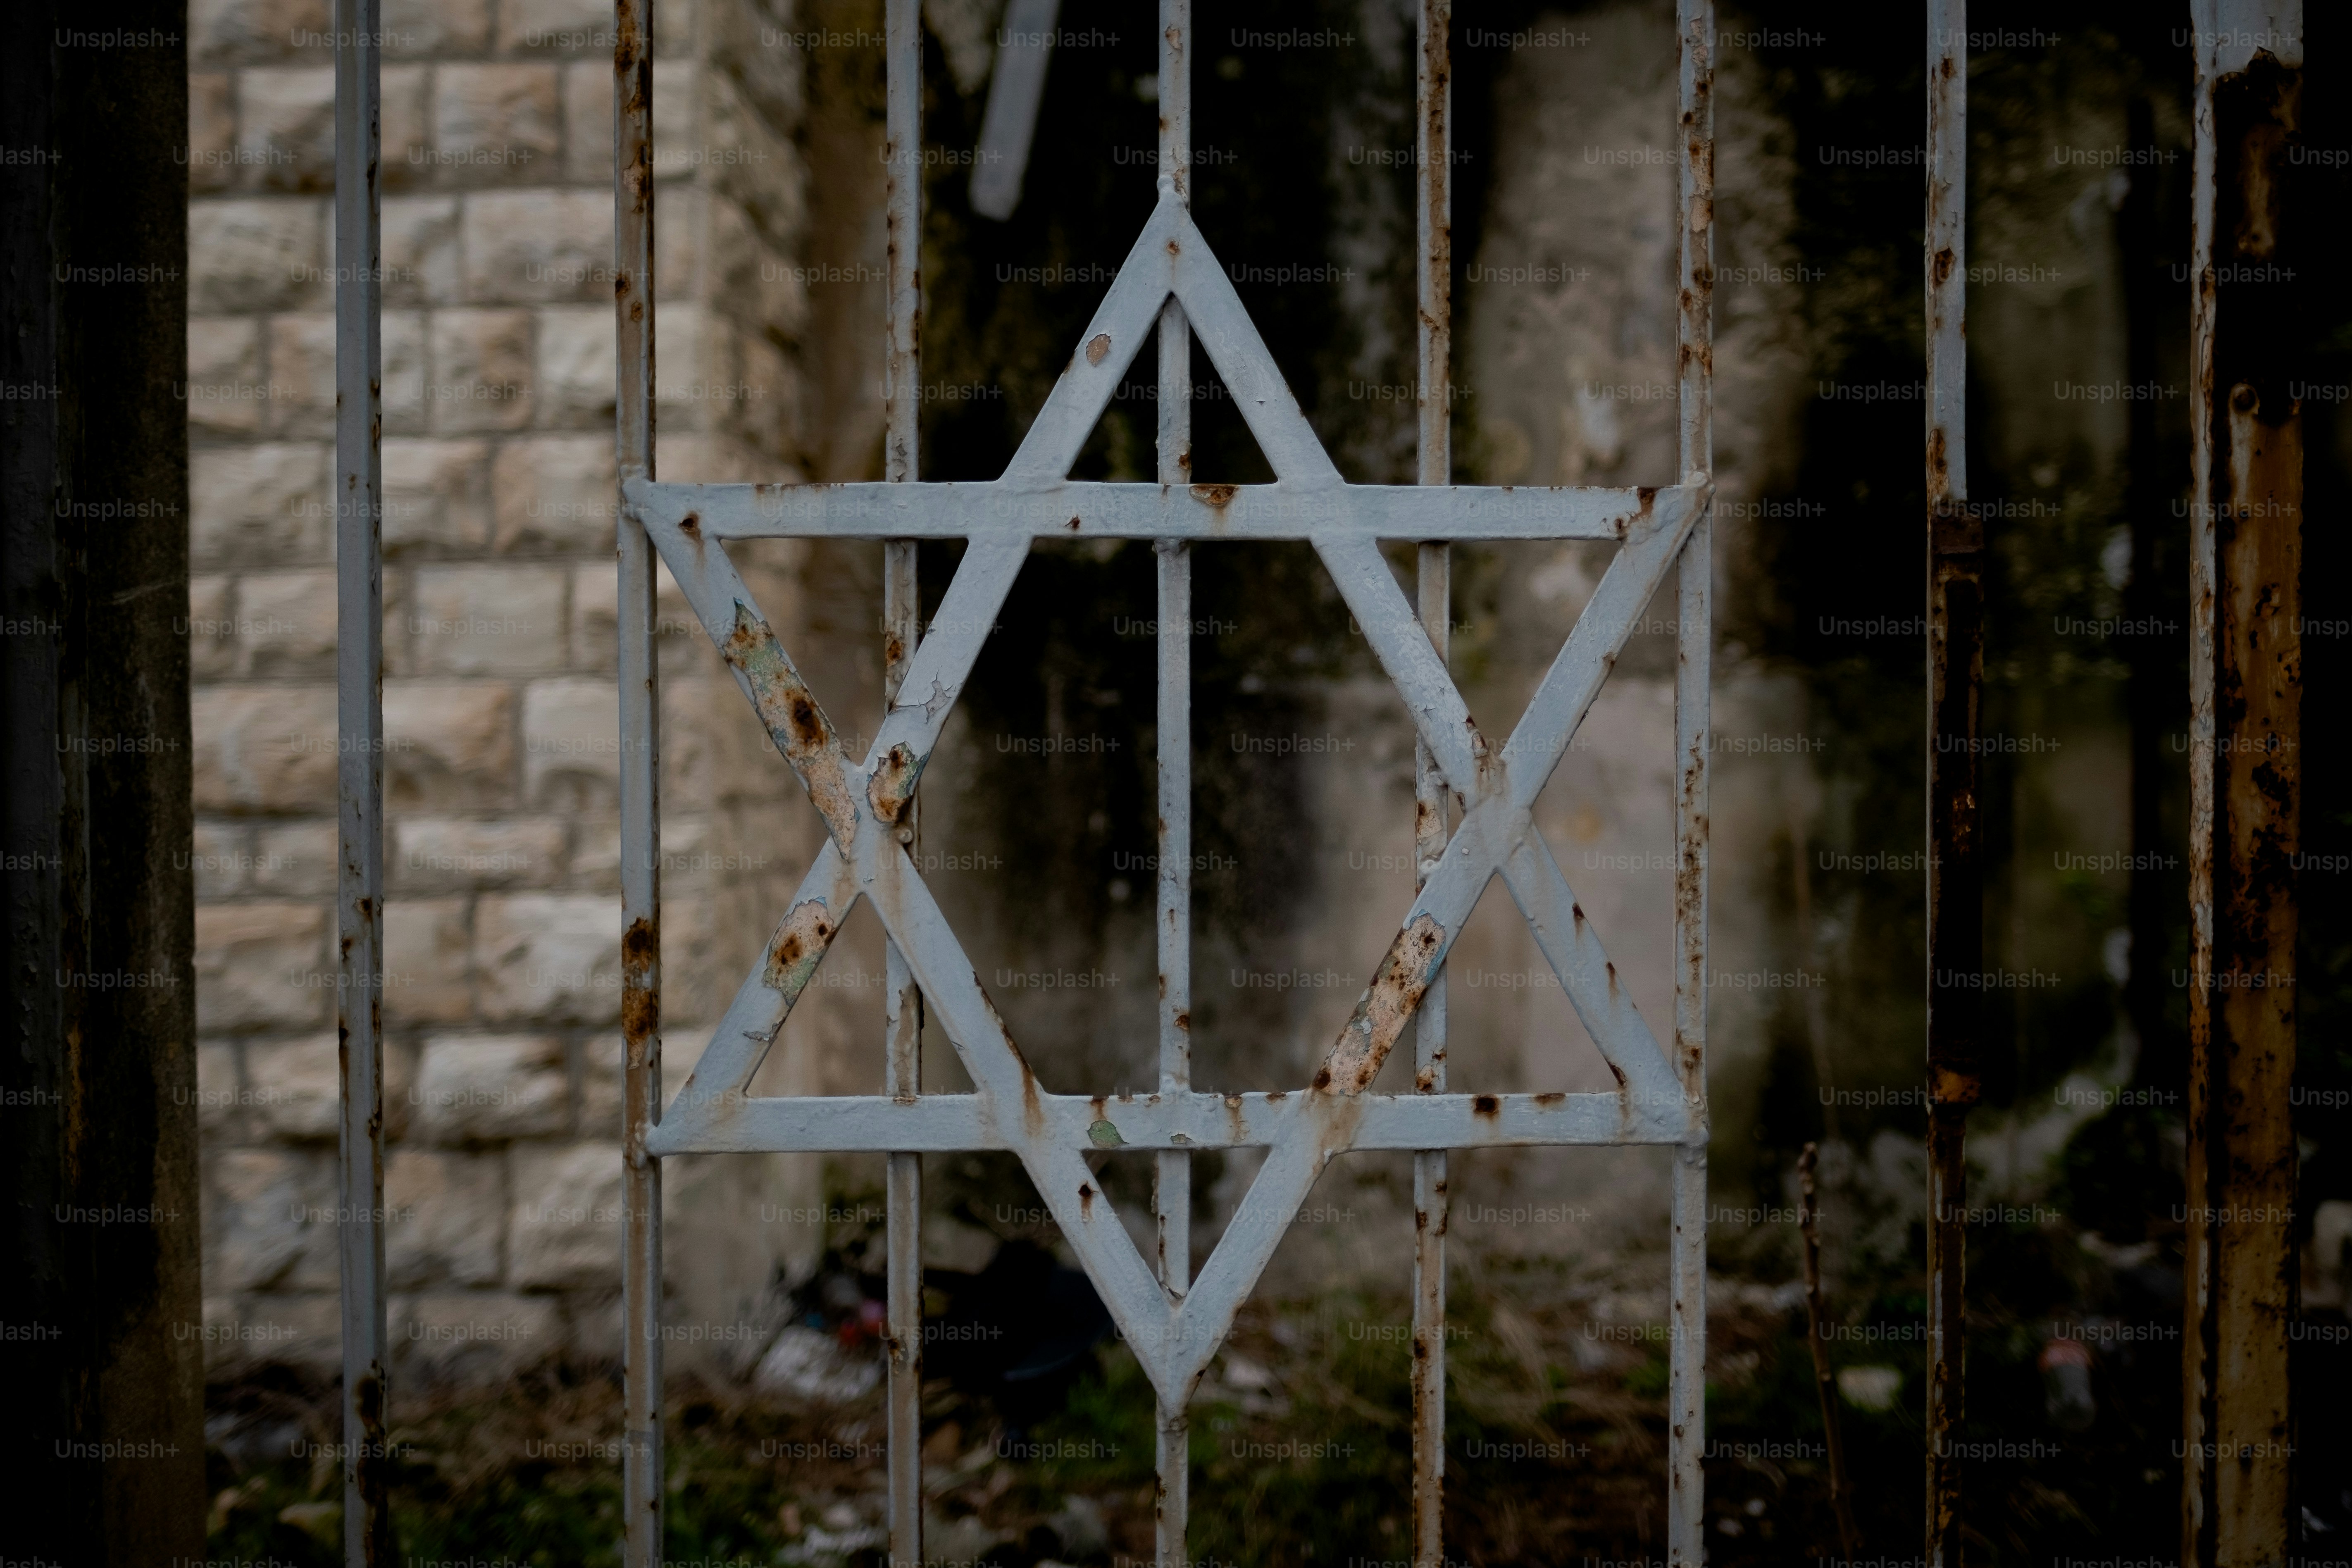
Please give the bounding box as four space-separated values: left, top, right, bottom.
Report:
627 177 1709 1407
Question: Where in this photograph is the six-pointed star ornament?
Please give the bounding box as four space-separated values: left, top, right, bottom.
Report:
627 177 1709 1407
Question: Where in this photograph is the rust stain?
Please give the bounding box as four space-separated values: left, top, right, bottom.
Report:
1078 1182 1096 1220
867 741 924 824
1535 1091 1565 1107
722 602 858 842
762 899 837 997
1317 913 1447 1095
622 914 659 1041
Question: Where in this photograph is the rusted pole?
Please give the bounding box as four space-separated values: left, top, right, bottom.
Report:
1923 5 1978 1566
882 2 925 1565
334 0 392 1557
1670 2 1714 1563
1153 4 1194 1563
614 0 662 1549
2183 6 2302 1565
1410 4 1452 1564
1799 1144 1862 1557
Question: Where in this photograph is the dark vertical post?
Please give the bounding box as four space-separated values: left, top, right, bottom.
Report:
334 0 391 1557
881 3 923 1564
1923 6 1978 1566
1410 5 1451 1563
1 0 203 1559
614 0 662 1552
2184 9 2302 1565
1670 3 1715 1561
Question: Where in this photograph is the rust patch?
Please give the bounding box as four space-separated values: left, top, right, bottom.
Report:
762 899 837 998
868 741 924 824
1932 247 1956 290
1174 1009 1191 1032
1067 516 1082 531
1078 1182 1096 1219
679 511 701 536
622 914 660 1041
1535 1091 1566 1107
1472 1094 1500 1118
1189 483 1238 509
1086 334 1111 366
722 602 858 841
1317 913 1447 1094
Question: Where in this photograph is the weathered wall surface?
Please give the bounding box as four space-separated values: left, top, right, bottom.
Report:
185 0 841 1388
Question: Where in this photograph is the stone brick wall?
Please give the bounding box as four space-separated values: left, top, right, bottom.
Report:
186 0 844 1390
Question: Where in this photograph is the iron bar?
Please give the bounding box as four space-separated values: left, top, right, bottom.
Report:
2183 6 2303 1563
1670 4 1713 1563
649 1088 1695 1157
613 0 662 1549
333 0 389 1556
883 2 923 1563
968 0 1060 220
636 477 1678 541
1153 6 1193 1564
1923 5 1976 1564
1410 5 1453 1563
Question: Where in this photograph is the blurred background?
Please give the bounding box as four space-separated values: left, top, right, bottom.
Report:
181 0 2351 1561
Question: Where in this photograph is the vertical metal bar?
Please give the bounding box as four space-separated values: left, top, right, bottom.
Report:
1669 2 1713 1563
883 3 925 1564
882 547 923 1568
1409 5 1451 1564
614 0 661 1551
1923 6 1976 1566
1153 10 1193 1564
333 0 388 1556
2183 8 2302 1564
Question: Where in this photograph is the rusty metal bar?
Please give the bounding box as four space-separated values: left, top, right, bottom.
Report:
613 0 661 1550
1153 10 1192 1562
648 478 1665 541
1669 3 1713 1563
1923 5 1975 1563
2183 6 2303 1564
883 2 924 1563
1409 3 1452 1563
332 0 389 1556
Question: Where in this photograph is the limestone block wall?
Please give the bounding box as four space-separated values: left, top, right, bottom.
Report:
185 0 840 1389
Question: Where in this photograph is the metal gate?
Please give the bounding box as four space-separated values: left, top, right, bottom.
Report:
607 3 1717 1564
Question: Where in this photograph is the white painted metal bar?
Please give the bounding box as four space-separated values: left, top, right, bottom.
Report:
648 1088 1693 1157
882 1 923 1562
969 0 1061 220
1410 5 1453 1561
1923 4 1972 1562
1669 2 1715 1563
332 0 389 1555
1152 5 1193 1563
640 476 1673 541
613 0 661 1552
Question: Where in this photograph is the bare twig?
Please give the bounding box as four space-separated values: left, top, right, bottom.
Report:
1799 1143 1862 1557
